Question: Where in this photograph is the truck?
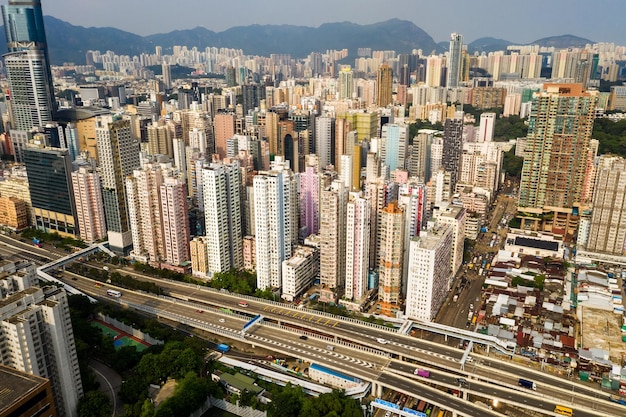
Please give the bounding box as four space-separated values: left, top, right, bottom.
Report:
217 343 230 353
518 378 536 390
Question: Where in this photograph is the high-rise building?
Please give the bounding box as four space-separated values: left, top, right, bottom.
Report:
442 112 464 191
376 63 393 107
71 164 107 243
380 123 409 172
398 180 428 293
319 179 347 291
253 157 296 290
202 162 243 277
518 84 597 235
446 33 463 88
585 157 626 255
433 204 466 281
408 129 436 181
477 112 496 143
377 202 404 317
405 223 453 321
315 116 335 169
281 245 319 302
425 55 444 87
345 192 370 301
242 84 266 115
338 66 354 100
162 62 171 89
2 0 56 134
160 176 190 266
0 286 82 417
299 164 320 237
214 112 236 159
126 163 166 263
96 115 140 254
147 121 173 157
24 144 77 237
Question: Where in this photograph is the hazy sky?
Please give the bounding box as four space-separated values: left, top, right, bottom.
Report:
44 0 626 45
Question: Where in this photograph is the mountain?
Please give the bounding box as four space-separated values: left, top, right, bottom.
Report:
530 34 593 49
467 37 513 54
148 18 442 58
0 17 441 64
0 16 151 64
0 17 596 65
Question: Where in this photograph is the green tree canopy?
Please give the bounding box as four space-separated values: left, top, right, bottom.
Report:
299 390 362 417
77 391 112 417
592 117 626 157
502 147 523 178
267 383 306 417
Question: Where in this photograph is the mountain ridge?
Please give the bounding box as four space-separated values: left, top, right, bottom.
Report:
0 16 595 65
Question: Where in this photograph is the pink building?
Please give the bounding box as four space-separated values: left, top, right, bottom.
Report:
71 165 107 243
214 112 235 159
161 177 190 266
299 165 320 237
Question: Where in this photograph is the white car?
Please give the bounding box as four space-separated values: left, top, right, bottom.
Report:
219 318 225 323
377 338 389 344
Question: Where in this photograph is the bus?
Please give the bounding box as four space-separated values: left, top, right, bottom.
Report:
106 289 122 298
238 301 249 307
554 405 573 416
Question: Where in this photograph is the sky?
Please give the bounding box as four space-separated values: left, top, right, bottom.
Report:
44 0 626 45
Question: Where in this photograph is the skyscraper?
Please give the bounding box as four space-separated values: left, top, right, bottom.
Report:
518 84 597 235
2 0 56 135
253 157 296 290
442 112 464 192
0 285 83 417
24 144 77 237
315 116 335 169
160 176 190 266
96 115 140 254
405 223 453 321
202 161 243 276
338 66 354 100
319 180 347 291
377 202 404 317
584 157 626 255
214 111 236 159
72 164 107 243
380 123 409 172
446 33 463 88
345 192 370 301
376 63 393 107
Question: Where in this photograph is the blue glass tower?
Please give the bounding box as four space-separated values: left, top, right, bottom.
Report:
2 0 56 134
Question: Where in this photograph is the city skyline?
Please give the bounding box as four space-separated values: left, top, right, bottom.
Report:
43 0 626 46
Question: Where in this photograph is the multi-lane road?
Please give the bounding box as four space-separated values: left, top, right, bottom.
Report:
59 265 622 417
1 235 623 416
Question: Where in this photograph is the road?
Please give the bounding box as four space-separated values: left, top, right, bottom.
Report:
60 270 623 417
2 235 622 416
90 360 123 417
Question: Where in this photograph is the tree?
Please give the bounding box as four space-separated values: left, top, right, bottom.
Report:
502 148 523 178
139 399 155 417
77 391 112 417
494 115 528 141
267 383 305 417
299 390 362 417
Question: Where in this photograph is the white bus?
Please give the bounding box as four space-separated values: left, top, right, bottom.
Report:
106 289 122 298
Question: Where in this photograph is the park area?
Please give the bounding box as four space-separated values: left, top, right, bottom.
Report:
91 320 151 352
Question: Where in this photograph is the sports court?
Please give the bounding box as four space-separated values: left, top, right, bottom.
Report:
91 320 151 352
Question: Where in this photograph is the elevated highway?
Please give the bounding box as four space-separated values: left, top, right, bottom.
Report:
58 268 622 417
